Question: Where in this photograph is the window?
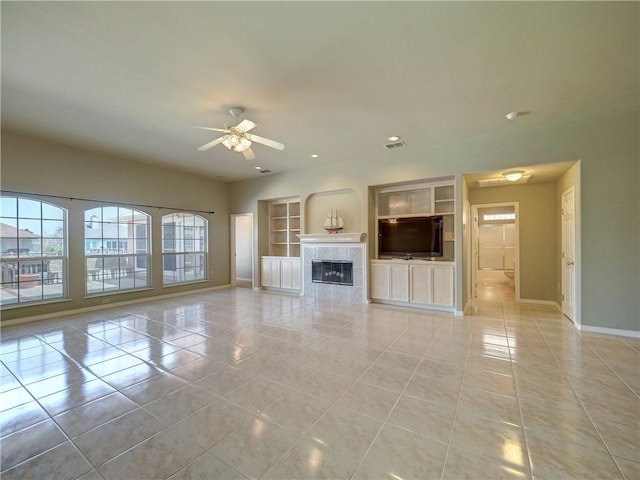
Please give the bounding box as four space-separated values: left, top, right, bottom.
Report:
85 206 150 295
483 213 516 222
162 213 207 285
1 197 67 306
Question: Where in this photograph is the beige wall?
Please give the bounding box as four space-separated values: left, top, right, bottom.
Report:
230 109 639 332
469 183 557 302
1 132 230 322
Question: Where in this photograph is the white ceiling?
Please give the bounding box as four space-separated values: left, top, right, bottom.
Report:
2 2 637 183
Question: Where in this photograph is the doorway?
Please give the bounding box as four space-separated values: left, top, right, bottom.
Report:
230 213 254 288
472 203 520 300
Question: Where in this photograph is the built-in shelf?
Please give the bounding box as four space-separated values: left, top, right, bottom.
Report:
268 198 301 257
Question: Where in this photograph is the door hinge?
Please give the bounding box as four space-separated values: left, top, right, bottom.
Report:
562 294 565 300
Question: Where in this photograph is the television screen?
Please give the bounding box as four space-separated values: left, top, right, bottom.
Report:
378 216 443 258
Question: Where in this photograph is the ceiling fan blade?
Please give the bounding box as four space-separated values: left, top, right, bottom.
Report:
244 133 285 150
197 135 226 151
234 119 257 133
242 147 256 160
188 125 229 133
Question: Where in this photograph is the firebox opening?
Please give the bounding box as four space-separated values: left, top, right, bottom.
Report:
311 260 353 286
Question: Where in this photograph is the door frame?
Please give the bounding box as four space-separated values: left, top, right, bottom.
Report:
471 202 520 300
561 187 577 324
230 213 254 288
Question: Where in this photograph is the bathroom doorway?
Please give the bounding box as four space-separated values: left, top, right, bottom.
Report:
472 203 520 300
230 213 254 288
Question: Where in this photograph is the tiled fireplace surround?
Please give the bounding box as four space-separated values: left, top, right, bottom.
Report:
300 234 366 304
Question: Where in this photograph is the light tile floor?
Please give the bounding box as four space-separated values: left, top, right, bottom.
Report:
1 283 639 479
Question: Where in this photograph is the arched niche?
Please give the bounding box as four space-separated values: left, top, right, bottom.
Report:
304 188 362 233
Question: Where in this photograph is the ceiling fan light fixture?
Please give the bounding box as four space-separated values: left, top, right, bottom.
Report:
222 133 252 152
503 170 525 182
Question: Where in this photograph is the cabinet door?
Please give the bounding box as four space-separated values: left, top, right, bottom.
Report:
410 265 432 305
261 258 280 288
290 259 301 290
371 263 391 300
280 258 301 290
390 264 409 302
432 265 454 307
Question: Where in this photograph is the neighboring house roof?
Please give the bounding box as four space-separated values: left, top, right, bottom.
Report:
0 222 40 238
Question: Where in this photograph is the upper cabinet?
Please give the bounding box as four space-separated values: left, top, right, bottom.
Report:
269 198 300 257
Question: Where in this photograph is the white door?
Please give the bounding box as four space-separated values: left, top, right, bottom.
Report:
562 188 576 321
231 214 254 288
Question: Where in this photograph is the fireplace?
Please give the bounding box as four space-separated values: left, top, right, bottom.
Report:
299 233 366 304
312 260 353 286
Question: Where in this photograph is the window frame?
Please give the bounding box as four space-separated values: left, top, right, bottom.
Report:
84 206 151 296
1 196 68 307
161 213 208 286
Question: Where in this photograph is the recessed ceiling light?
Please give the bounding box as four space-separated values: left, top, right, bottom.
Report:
505 112 519 121
254 166 262 170
310 154 319 158
388 136 401 142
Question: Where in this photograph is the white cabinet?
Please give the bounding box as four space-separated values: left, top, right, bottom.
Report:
431 265 454 307
280 257 301 290
370 260 454 310
371 263 391 300
261 257 281 288
371 263 409 302
261 256 300 291
409 265 431 305
390 264 410 302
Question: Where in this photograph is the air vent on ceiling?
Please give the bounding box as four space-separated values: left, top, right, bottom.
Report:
258 169 272 174
385 141 407 149
477 174 532 188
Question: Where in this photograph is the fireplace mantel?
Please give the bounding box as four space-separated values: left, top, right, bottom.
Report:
297 233 366 243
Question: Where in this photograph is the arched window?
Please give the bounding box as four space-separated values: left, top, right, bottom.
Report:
161 213 207 285
85 206 150 295
1 197 67 306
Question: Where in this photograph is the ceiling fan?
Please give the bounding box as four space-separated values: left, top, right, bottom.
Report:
189 107 284 160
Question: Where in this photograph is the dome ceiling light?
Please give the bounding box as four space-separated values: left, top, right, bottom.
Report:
503 170 525 182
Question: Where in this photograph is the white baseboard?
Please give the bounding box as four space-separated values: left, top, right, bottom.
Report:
577 324 640 339
1 284 232 327
518 298 560 308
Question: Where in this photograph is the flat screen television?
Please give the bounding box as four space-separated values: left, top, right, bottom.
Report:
378 216 444 258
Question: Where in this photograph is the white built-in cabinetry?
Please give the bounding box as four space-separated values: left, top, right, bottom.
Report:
372 178 455 311
370 260 455 310
268 199 300 257
262 197 301 291
261 256 301 290
376 181 455 260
